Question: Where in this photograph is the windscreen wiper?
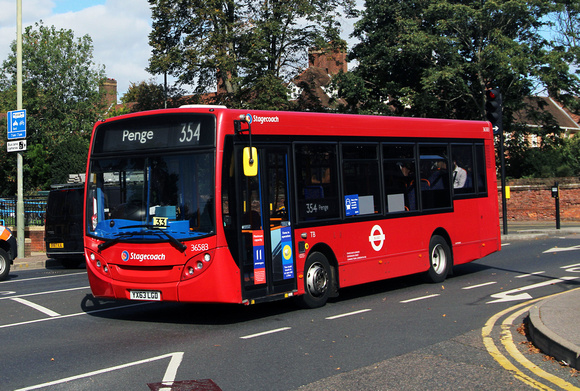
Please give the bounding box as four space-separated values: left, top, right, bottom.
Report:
120 224 187 253
97 232 135 252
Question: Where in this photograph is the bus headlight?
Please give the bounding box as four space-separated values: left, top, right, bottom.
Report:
88 251 110 276
181 249 215 281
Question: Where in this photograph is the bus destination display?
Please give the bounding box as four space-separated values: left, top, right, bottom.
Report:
93 114 216 153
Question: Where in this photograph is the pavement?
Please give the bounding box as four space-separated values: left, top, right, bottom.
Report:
8 221 580 372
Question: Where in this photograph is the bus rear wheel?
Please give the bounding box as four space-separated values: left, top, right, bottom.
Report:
298 252 331 309
425 235 451 283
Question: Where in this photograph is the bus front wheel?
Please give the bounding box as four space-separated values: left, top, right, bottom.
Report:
426 235 451 283
298 252 331 309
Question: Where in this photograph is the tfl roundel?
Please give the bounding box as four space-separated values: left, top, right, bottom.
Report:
121 250 130 262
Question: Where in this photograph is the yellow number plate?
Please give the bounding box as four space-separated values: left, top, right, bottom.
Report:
49 243 64 249
153 217 168 228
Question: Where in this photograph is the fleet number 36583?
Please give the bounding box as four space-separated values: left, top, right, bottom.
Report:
191 243 209 252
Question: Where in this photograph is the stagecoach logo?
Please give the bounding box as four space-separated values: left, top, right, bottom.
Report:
369 225 385 252
120 250 166 262
246 113 280 125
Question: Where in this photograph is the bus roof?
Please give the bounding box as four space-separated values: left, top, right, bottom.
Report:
96 106 493 141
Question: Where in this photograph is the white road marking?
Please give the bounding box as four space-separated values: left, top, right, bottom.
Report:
462 282 497 290
543 245 580 253
515 271 545 278
14 352 184 391
399 294 440 303
0 272 86 284
325 309 371 320
0 290 16 296
159 352 184 391
240 327 291 339
562 262 580 268
11 297 60 317
0 302 149 329
0 286 90 301
487 277 579 304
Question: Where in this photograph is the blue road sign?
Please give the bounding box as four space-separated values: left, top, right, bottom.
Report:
7 109 26 140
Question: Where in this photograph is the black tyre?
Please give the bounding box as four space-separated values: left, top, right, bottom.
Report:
0 248 11 281
298 252 331 309
425 235 451 283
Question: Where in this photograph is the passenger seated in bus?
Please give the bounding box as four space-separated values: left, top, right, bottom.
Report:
452 160 467 188
398 162 417 211
428 161 448 189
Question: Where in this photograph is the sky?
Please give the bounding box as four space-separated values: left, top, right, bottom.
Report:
0 0 360 103
0 0 164 102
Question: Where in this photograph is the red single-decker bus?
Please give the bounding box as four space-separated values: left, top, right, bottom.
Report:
84 106 500 308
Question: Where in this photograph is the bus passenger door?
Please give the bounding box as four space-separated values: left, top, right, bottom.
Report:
238 146 296 301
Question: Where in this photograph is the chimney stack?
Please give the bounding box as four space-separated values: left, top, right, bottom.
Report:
100 78 117 106
308 47 347 75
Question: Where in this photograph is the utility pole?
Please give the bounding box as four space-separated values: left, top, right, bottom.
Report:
16 0 24 259
486 88 507 235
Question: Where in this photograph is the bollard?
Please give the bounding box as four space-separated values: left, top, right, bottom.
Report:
551 182 560 229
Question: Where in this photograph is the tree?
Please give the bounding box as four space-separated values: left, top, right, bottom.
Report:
147 0 355 107
342 0 580 178
545 0 580 111
347 0 557 118
0 22 106 192
121 79 186 112
148 0 239 98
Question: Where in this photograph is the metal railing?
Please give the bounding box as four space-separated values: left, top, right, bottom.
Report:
0 196 47 226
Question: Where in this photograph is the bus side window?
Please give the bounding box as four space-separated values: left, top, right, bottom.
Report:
342 143 382 216
295 143 340 222
419 145 452 210
451 144 475 195
474 144 488 195
383 143 417 212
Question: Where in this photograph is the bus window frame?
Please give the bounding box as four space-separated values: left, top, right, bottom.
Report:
451 142 488 200
340 142 383 218
293 141 342 224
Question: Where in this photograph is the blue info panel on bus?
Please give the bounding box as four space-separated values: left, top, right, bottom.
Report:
345 194 360 216
281 227 294 279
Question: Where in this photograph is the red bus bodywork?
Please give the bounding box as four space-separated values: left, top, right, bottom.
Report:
84 107 500 306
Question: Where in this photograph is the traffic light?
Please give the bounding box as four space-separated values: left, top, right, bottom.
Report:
485 88 503 135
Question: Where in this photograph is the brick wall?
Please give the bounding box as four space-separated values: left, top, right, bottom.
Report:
498 177 580 221
8 226 45 256
27 226 45 253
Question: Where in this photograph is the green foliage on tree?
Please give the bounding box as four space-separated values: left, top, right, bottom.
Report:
120 79 187 112
147 0 355 107
0 22 106 194
347 0 552 117
339 0 580 178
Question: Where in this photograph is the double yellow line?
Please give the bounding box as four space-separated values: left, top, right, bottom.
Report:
482 293 580 390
